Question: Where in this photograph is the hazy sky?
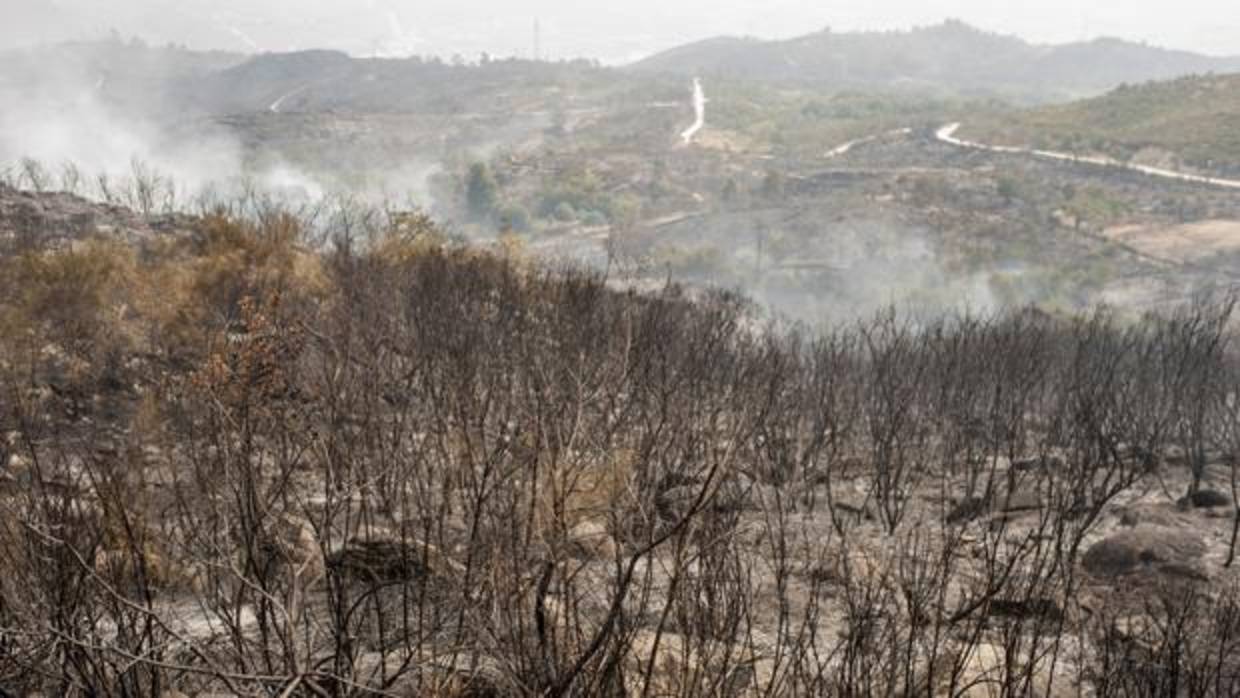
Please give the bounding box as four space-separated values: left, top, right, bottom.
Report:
5 0 1239 62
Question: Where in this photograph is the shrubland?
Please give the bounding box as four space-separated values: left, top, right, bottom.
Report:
3 192 1240 696
960 73 1240 178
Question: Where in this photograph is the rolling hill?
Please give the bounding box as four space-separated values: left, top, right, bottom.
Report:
957 72 1240 177
630 20 1240 102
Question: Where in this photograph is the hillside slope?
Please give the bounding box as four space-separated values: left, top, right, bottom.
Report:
958 73 1240 177
4 189 1240 695
631 21 1240 102
183 50 618 115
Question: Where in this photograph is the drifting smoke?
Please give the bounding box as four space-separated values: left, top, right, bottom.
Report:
748 233 1002 325
0 43 476 213
0 44 332 209
0 47 240 198
0 87 332 211
679 78 705 145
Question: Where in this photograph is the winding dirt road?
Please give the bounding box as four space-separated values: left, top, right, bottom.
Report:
269 85 313 114
680 79 706 146
825 128 913 159
936 123 1240 190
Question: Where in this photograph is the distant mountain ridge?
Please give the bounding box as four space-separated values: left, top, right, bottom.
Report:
630 20 1240 102
0 40 615 118
180 50 614 116
6 22 1239 117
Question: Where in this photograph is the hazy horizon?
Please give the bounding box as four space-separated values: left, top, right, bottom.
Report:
5 0 1239 64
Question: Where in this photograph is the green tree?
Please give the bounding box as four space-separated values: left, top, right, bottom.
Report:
721 178 740 207
553 201 577 222
996 177 1020 206
465 163 499 220
608 194 643 232
760 170 786 201
495 203 531 233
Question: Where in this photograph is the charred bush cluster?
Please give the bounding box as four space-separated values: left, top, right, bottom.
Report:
2 206 1240 696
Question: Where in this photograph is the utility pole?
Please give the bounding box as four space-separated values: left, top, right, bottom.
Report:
534 19 542 62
